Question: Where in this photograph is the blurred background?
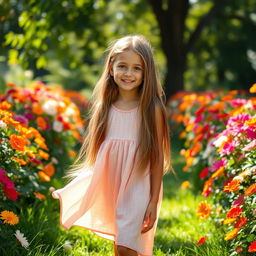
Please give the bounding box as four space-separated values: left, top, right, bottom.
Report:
1 0 255 99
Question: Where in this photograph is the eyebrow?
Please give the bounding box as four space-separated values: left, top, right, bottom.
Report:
117 61 143 67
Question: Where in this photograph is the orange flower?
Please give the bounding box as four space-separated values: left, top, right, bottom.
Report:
34 137 48 150
249 83 256 93
12 157 27 165
0 210 19 225
39 150 50 160
226 207 242 219
180 181 190 189
246 118 256 127
36 116 48 130
43 163 55 177
202 178 213 196
0 101 12 110
244 183 256 196
9 134 27 152
234 217 247 228
34 192 46 200
32 103 44 115
190 143 202 156
224 228 239 240
211 166 225 179
196 201 212 219
38 171 50 182
223 180 240 192
248 241 256 252
208 102 225 112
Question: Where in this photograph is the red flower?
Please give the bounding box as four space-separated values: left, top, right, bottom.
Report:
248 241 256 252
3 186 18 201
234 217 247 228
197 236 207 245
199 167 209 179
226 207 242 219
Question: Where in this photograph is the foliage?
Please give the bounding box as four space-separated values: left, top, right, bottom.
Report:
169 84 256 255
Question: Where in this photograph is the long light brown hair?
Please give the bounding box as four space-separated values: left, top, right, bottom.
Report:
67 35 172 178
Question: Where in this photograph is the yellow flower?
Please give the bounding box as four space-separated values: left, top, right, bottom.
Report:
180 181 190 189
0 210 19 225
224 228 239 240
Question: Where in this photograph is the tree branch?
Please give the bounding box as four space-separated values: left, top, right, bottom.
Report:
185 1 226 54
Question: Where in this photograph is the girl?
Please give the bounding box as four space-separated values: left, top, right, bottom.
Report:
52 34 172 256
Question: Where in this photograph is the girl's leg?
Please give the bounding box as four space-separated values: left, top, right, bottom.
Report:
113 241 119 256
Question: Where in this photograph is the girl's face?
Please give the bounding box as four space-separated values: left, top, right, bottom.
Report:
110 50 144 93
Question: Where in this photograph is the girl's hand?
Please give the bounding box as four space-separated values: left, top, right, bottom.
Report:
141 200 157 233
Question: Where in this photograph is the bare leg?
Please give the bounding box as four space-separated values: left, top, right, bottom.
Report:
113 241 119 256
116 245 138 256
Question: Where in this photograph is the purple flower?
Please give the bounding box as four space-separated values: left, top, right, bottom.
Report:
13 114 29 126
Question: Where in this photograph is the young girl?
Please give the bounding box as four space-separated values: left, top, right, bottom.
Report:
52 34 171 256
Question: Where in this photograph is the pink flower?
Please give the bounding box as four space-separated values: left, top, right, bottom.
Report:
230 99 248 107
245 128 256 139
243 140 256 151
212 159 226 172
0 168 18 201
227 113 250 128
220 140 239 156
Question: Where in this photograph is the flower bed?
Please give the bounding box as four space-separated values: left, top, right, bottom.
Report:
168 84 256 255
0 81 86 251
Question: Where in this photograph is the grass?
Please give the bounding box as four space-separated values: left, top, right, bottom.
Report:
1 136 229 255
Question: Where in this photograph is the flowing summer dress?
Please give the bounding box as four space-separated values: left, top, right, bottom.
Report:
52 104 163 256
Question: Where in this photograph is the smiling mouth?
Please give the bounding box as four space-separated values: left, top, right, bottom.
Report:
122 79 134 83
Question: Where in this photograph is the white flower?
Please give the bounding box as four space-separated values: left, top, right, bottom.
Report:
51 157 59 164
0 120 7 128
53 120 63 132
213 135 228 148
64 106 76 117
42 100 58 115
63 241 72 252
233 176 244 182
14 230 29 248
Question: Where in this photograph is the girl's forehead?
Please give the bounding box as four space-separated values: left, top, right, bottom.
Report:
113 50 143 65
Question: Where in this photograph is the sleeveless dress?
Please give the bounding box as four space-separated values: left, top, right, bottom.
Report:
52 104 163 256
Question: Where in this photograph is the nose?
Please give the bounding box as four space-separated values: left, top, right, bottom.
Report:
124 68 132 76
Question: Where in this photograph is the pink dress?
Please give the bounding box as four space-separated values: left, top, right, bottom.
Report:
52 104 163 256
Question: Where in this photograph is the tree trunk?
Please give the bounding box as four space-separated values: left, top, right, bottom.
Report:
148 0 225 97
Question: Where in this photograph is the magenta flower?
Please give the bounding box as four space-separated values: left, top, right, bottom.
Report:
227 113 250 128
212 159 227 172
232 195 245 207
220 139 240 156
13 114 29 126
230 99 248 107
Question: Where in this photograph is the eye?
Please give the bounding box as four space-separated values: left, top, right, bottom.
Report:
134 66 142 71
118 65 125 68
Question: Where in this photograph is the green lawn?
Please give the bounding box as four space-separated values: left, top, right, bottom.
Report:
2 137 229 256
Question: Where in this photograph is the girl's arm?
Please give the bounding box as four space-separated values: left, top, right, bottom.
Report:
141 104 164 233
150 104 164 204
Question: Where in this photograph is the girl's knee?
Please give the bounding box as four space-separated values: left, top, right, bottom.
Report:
117 245 137 256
